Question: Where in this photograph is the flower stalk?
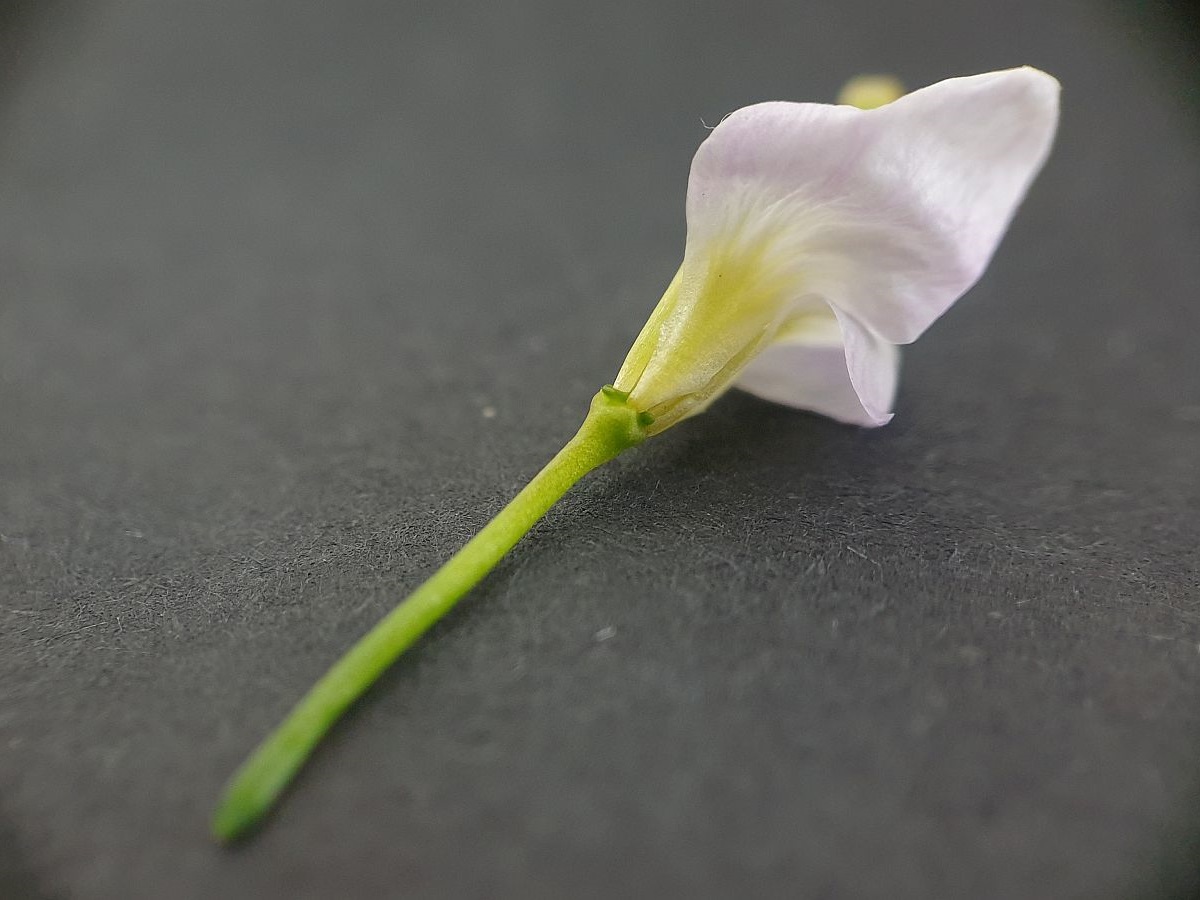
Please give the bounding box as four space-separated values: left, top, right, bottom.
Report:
212 386 651 841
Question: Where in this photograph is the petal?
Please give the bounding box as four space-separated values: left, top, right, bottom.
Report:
736 309 899 427
687 67 1060 344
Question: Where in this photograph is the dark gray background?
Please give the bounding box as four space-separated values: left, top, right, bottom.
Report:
2 1 1199 897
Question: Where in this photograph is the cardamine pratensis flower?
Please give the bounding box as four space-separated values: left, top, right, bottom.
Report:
616 66 1060 431
213 67 1060 841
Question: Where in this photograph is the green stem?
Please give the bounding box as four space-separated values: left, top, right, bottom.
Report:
212 387 651 842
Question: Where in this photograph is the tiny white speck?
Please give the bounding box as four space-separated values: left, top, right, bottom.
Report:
594 626 616 642
482 406 497 419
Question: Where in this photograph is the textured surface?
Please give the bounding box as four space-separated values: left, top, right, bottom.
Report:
2 1 1199 898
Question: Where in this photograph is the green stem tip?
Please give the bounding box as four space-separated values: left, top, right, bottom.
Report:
211 387 650 842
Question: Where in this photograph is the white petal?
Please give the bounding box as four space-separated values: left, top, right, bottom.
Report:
687 67 1060 345
736 310 899 427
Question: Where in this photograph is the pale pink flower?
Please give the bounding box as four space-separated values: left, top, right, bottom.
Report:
613 67 1060 431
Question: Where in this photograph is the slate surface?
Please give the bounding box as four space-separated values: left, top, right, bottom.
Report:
2 1 1198 898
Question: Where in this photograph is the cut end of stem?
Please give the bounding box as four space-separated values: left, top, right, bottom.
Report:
212 747 302 843
212 790 258 844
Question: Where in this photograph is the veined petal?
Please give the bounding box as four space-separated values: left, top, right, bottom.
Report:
688 67 1060 344
737 310 899 427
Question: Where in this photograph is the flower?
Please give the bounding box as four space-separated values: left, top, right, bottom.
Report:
213 68 1062 842
613 67 1060 432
